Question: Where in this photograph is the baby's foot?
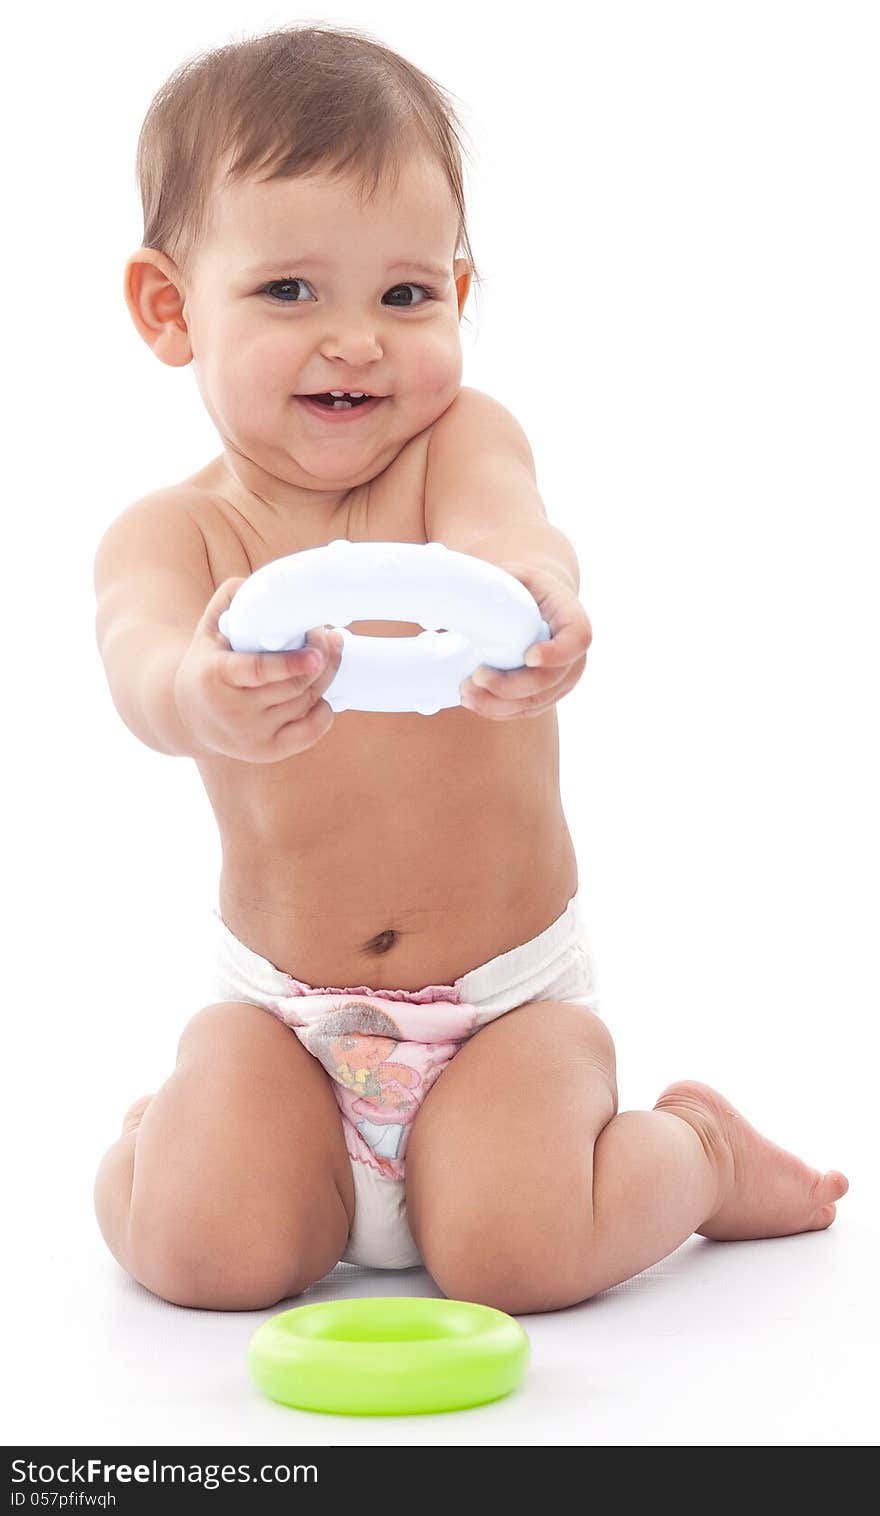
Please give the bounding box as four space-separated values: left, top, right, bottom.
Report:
121 1094 154 1135
655 1079 849 1241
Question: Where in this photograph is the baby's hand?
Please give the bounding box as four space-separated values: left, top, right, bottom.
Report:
174 578 344 762
459 562 591 720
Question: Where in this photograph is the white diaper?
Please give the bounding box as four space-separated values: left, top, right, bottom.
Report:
209 893 600 1269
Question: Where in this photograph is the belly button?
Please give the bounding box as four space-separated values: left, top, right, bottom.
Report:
363 929 398 954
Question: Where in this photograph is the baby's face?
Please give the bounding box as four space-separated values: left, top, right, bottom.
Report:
179 151 471 496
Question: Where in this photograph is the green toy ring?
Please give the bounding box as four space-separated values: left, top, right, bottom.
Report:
248 1296 530 1416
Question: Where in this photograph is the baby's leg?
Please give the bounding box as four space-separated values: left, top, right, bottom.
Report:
405 1001 848 1314
94 1001 354 1310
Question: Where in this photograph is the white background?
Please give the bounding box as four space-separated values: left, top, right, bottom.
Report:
3 0 877 1448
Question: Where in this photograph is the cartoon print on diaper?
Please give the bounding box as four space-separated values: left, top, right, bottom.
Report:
298 1003 417 1173
291 998 475 1180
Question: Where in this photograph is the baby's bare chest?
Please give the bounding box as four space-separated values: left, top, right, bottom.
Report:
188 425 501 843
179 436 567 981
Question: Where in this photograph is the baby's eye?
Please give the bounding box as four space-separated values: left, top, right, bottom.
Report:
263 277 315 303
383 284 434 308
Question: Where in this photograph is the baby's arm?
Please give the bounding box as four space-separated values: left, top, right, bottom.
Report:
94 492 217 755
93 492 341 760
425 390 591 717
424 388 579 589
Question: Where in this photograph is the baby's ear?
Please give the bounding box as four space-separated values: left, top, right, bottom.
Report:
124 248 192 368
453 258 473 320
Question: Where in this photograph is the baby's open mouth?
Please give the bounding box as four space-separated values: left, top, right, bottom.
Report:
306 391 374 410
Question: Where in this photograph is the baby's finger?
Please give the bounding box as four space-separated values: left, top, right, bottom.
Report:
223 639 329 690
462 658 572 704
461 658 585 719
270 691 336 755
202 575 317 682
264 631 345 726
262 629 344 708
525 612 592 670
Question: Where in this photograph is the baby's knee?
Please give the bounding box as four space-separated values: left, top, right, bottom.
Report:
428 1239 591 1315
175 998 277 1062
421 1197 595 1316
109 1000 347 1307
126 1204 309 1311
133 1247 301 1312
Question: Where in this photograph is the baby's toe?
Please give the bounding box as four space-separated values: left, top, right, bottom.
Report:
808 1201 837 1230
807 1172 848 1230
813 1169 848 1206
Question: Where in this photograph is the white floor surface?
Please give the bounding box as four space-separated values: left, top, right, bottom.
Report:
6 1200 876 1447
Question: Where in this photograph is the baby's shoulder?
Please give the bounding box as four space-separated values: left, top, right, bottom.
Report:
96 481 211 560
361 387 512 541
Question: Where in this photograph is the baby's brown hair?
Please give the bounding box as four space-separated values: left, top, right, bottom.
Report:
134 21 482 314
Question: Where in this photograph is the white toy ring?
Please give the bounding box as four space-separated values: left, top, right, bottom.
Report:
218 539 551 715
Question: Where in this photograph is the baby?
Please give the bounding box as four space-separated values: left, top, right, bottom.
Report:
93 25 847 1312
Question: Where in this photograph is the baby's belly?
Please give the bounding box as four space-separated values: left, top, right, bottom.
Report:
203 711 578 991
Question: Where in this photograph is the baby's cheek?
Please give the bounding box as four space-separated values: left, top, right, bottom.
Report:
220 339 283 406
